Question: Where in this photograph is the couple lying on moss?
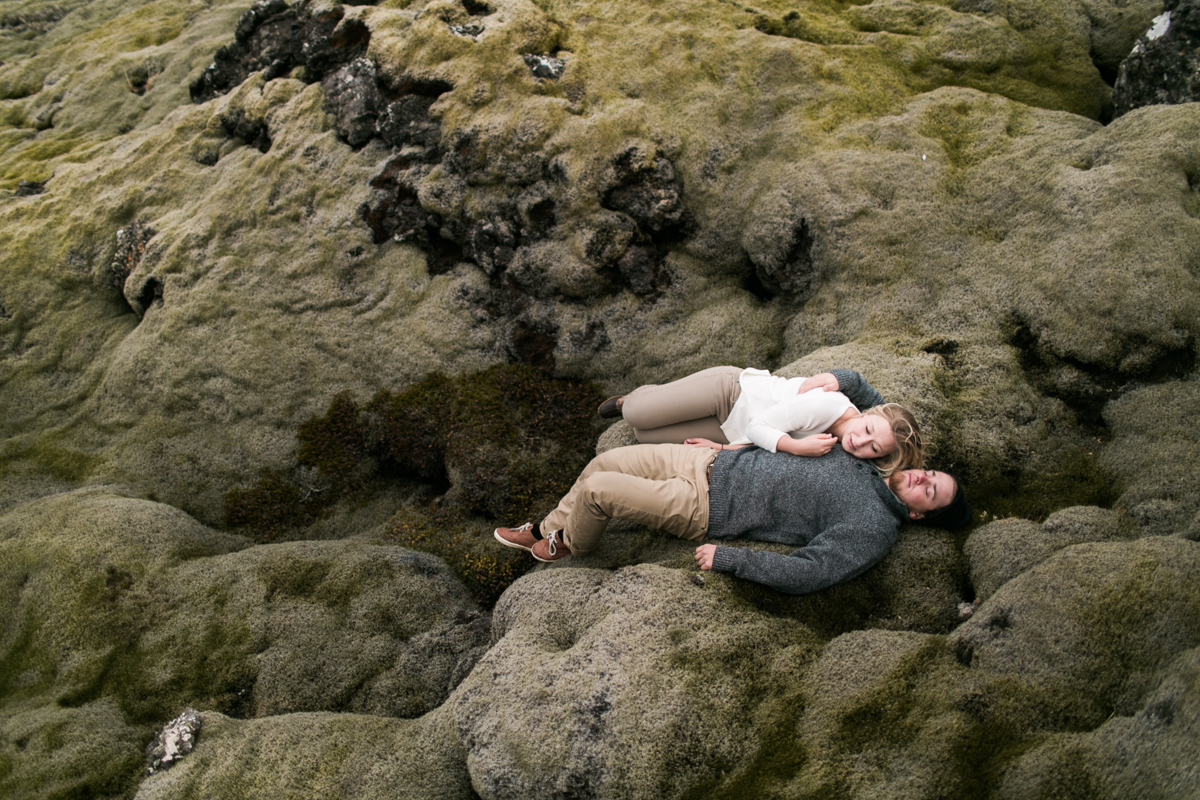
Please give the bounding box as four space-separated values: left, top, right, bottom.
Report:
494 366 972 595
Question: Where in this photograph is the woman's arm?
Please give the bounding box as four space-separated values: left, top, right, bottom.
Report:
775 433 838 457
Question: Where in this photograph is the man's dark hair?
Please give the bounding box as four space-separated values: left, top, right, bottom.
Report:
913 475 972 530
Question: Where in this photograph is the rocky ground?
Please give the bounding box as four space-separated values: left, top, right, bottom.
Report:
1 0 1198 796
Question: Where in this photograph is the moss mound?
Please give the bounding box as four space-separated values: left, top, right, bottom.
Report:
226 363 603 533
0 487 488 794
133 708 474 799
222 362 602 604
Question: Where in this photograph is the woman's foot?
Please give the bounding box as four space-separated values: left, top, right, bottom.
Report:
597 396 624 418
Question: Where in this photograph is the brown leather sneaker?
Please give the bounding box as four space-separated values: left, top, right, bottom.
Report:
531 530 572 562
494 523 537 552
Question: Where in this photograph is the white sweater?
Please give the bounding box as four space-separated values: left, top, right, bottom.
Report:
719 368 854 452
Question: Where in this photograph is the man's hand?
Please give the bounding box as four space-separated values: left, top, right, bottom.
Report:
797 372 840 394
778 433 838 457
694 544 717 570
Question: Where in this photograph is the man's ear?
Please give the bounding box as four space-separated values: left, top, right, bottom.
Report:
908 511 925 520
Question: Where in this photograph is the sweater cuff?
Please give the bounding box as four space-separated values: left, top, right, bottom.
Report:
710 545 742 574
828 368 857 391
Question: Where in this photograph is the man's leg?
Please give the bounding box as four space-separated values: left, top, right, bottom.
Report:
541 444 716 555
621 366 742 431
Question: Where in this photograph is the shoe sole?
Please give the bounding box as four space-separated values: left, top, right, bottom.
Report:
493 528 534 552
531 550 570 563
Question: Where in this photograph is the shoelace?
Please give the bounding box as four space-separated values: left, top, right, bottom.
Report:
544 529 561 555
513 522 532 533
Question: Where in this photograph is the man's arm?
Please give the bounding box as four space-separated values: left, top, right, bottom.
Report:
704 522 896 594
820 369 886 410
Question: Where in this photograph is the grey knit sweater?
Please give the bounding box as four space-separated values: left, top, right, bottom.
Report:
828 368 885 410
707 445 908 594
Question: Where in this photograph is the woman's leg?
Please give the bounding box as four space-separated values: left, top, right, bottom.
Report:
621 365 742 433
540 444 716 554
633 417 727 444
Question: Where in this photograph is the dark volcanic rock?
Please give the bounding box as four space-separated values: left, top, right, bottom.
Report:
189 0 369 103
15 179 46 196
218 108 272 152
360 155 445 245
603 152 685 234
750 216 818 301
322 58 384 148
522 53 566 79
1113 0 1200 117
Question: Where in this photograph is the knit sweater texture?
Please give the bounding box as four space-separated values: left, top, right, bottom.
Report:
828 368 886 410
706 445 908 594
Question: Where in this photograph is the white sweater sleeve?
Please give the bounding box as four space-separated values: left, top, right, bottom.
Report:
744 390 854 452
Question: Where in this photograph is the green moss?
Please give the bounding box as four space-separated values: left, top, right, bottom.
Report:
228 364 603 541
964 446 1119 524
0 609 56 701
255 555 335 601
223 469 310 540
363 372 457 483
8 435 104 483
297 391 370 479
444 364 602 521
383 507 531 607
828 637 944 751
694 722 808 800
748 8 858 45
0 701 149 800
77 1 186 50
670 620 817 799
130 589 258 720
915 99 1027 196
1 131 86 173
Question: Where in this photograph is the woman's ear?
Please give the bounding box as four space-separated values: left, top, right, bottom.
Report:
908 511 925 520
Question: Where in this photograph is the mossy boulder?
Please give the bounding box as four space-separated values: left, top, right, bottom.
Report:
451 565 822 799
133 707 474 799
965 505 1136 600
1102 380 1200 538
0 489 487 722
950 537 1200 729
993 644 1200 800
536 517 966 637
0 699 148 800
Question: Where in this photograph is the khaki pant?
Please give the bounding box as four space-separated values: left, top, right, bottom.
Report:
542 444 718 555
621 365 742 444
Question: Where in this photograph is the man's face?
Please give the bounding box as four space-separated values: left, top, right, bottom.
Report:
888 469 956 519
839 414 896 459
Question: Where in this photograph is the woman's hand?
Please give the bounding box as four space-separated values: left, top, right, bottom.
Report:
694 544 717 570
684 437 724 451
777 433 838 457
797 372 840 394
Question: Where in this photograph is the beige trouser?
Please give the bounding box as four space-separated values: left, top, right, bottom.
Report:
541 444 718 555
621 365 743 444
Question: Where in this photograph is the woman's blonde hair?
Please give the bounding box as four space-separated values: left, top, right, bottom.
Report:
862 403 924 476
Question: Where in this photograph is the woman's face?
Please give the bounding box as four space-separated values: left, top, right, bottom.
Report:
839 414 896 459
